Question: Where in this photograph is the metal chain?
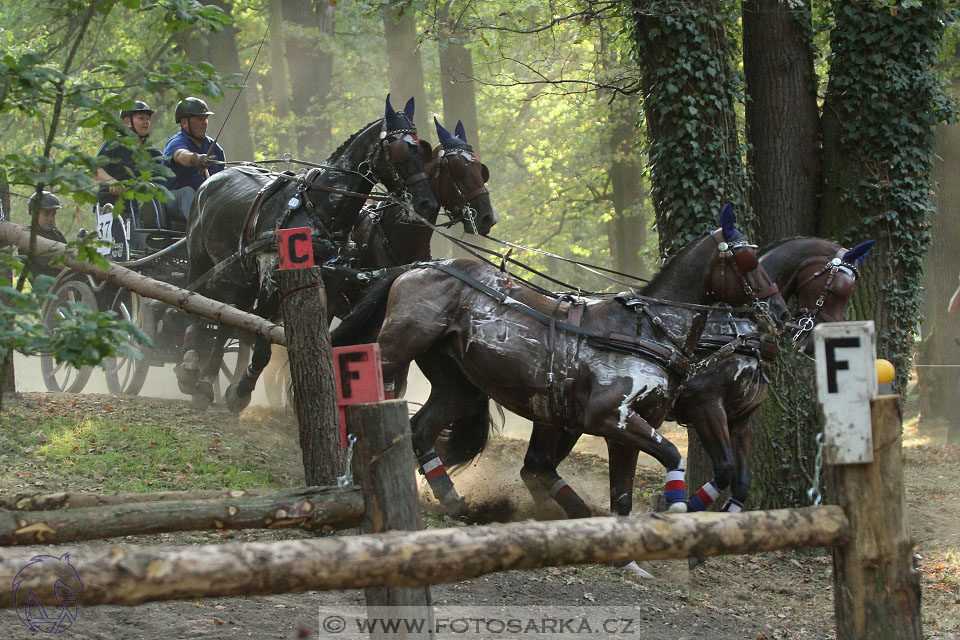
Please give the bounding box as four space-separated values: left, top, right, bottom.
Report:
807 432 824 506
336 434 358 488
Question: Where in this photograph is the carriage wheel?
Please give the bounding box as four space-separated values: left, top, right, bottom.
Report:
103 289 152 396
39 279 97 393
214 338 252 402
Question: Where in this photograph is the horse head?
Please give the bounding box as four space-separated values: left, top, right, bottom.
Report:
705 204 791 330
430 118 499 235
375 94 439 222
788 238 874 353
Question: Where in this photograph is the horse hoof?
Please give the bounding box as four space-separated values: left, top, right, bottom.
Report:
667 500 688 513
225 383 252 415
191 382 215 411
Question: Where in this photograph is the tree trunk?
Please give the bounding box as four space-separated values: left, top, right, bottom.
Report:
206 0 255 163
0 221 285 344
919 123 960 443
0 169 14 402
282 0 335 158
277 266 344 486
605 93 648 280
819 4 948 396
0 486 362 546
0 506 846 607
383 1 430 135
269 0 293 154
437 1 480 155
631 0 749 257
740 0 822 510
631 1 749 499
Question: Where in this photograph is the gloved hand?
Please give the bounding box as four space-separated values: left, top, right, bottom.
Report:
194 153 213 169
108 183 123 195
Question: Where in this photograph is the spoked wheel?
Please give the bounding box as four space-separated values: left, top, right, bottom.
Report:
40 278 97 393
215 338 251 402
103 289 153 396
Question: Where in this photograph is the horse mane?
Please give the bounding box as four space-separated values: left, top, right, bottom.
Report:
758 236 816 257
324 118 383 163
639 232 709 296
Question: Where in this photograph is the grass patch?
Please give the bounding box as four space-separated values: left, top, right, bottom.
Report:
0 403 286 494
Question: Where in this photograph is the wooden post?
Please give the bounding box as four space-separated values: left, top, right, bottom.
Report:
348 400 433 639
829 395 922 640
277 265 344 486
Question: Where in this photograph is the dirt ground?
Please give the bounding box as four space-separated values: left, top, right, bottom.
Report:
0 387 957 640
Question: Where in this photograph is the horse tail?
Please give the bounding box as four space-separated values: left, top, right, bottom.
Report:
330 269 406 347
436 396 503 470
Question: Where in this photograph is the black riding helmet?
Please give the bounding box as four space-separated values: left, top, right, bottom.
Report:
174 97 214 123
120 100 155 120
29 191 61 211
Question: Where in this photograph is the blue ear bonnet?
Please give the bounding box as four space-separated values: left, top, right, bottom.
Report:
435 117 472 150
842 239 875 268
718 203 743 242
384 94 417 132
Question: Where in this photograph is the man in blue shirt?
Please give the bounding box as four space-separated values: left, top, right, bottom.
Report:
162 97 225 226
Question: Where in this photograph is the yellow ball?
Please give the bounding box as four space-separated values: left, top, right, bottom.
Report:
876 358 895 384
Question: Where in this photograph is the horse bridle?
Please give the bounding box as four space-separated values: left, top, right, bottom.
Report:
434 146 489 233
789 248 859 342
709 229 781 328
372 123 430 199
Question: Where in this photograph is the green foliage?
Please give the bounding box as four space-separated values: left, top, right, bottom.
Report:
824 0 958 389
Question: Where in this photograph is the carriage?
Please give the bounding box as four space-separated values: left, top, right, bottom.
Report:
38 197 252 397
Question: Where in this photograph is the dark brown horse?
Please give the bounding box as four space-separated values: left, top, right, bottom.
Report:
519 236 874 520
222 118 498 413
331 205 791 515
176 96 440 408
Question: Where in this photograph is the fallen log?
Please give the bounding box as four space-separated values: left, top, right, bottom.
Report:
0 220 286 346
4 488 273 511
0 506 847 607
0 486 362 546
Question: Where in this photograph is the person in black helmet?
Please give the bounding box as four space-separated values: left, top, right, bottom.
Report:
162 97 226 223
24 190 67 282
94 100 162 207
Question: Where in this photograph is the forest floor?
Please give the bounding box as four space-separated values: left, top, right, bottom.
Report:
0 389 957 640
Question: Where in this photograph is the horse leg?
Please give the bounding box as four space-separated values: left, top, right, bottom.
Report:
723 415 752 513
585 404 687 513
520 425 591 518
682 399 736 513
192 326 231 410
225 337 272 415
176 320 207 395
410 351 485 513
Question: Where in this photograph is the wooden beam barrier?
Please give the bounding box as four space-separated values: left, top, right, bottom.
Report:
0 506 847 607
4 488 279 511
0 220 286 346
0 486 363 546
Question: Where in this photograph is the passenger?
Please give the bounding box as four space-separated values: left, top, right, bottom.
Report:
24 190 67 283
94 100 162 208
162 97 225 225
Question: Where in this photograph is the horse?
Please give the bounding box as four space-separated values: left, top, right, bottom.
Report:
176 95 441 409
330 204 791 517
518 236 875 521
220 117 499 414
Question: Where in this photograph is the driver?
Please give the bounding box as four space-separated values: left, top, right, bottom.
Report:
162 97 226 224
94 100 162 208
